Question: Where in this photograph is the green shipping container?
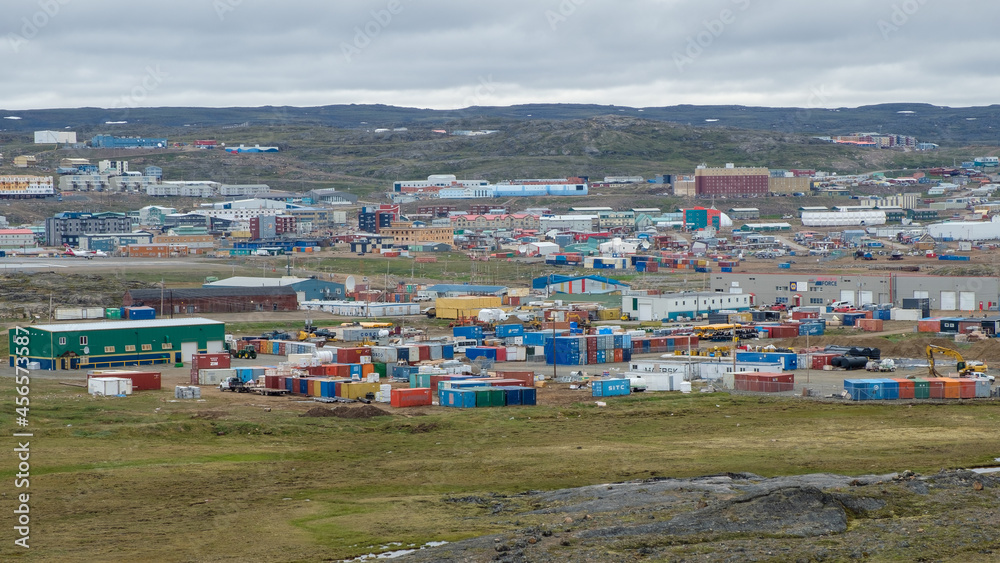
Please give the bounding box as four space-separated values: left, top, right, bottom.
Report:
105 308 121 319
470 387 505 407
912 378 930 400
373 362 387 378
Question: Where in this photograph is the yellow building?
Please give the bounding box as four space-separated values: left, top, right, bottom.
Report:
381 221 454 247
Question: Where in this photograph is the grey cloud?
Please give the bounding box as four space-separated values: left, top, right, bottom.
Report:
2 0 998 110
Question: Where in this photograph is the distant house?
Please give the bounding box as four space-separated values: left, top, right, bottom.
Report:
728 207 760 220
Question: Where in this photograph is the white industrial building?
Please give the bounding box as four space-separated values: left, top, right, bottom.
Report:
519 241 559 256
599 237 644 255
34 130 77 144
622 292 753 321
927 216 1000 241
540 215 597 232
219 184 271 197
801 210 886 227
393 174 489 192
439 186 496 199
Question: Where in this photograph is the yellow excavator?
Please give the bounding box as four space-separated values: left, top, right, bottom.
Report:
925 345 988 378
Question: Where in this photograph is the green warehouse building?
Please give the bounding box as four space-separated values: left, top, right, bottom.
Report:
9 318 226 370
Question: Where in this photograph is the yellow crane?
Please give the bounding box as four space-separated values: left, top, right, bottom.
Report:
925 345 988 378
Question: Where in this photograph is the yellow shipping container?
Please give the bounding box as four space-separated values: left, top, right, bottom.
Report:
340 382 381 400
597 308 622 320
434 296 503 319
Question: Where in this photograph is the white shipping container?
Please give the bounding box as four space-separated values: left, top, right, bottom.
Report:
891 308 921 321
287 353 313 367
628 360 699 380
198 368 235 385
370 346 398 363
88 377 133 396
698 361 783 381
625 371 684 391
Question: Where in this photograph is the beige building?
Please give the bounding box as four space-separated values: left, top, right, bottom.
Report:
673 180 696 197
768 176 813 194
450 213 540 231
152 234 216 253
13 155 38 168
381 221 454 247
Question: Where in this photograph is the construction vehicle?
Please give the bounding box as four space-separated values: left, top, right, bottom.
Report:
866 358 896 372
230 345 257 360
925 345 988 378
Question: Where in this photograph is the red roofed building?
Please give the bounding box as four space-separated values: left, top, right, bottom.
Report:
0 228 37 249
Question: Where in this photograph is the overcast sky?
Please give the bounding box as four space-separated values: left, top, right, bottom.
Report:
2 0 995 111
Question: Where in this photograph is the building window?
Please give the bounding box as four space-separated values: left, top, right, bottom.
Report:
125 345 136 352
141 344 152 351
810 298 824 304
162 343 173 350
79 336 88 345
59 337 66 345
104 346 115 353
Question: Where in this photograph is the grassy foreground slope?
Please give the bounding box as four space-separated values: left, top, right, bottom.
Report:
1 377 996 561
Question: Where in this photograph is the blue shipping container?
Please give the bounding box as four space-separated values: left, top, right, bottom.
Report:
440 389 477 408
592 379 631 397
453 326 484 339
496 324 525 338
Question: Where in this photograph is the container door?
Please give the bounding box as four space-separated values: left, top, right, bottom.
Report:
960 292 975 311
839 290 854 305
181 341 198 362
940 291 957 311
638 303 653 322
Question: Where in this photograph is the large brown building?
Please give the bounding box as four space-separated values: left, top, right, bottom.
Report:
124 286 299 316
695 167 770 198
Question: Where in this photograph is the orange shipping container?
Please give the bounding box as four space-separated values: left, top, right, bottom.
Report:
918 319 941 333
892 378 915 400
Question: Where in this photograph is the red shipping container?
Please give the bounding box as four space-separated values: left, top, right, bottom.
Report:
892 378 915 400
959 379 976 399
587 350 598 364
192 353 231 370
265 375 281 390
190 368 198 385
494 371 534 387
791 311 819 320
417 345 431 362
495 346 507 362
430 374 459 391
586 336 598 352
89 371 161 391
307 365 323 376
391 387 433 408
614 349 624 363
864 311 874 319
810 353 835 370
487 378 528 387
